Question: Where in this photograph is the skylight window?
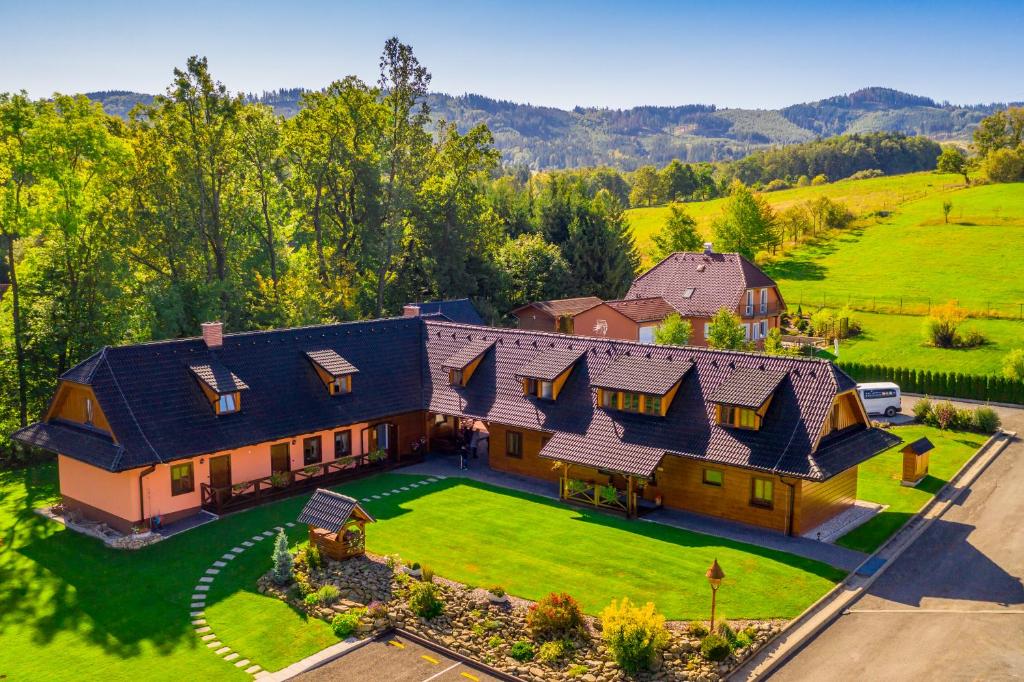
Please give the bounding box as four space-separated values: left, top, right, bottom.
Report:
682 288 695 298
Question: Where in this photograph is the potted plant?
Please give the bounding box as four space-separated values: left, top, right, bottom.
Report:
302 464 321 477
404 561 423 578
486 585 508 604
336 455 355 468
270 471 291 488
368 448 388 464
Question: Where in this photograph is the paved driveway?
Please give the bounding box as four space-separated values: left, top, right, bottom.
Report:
770 404 1024 681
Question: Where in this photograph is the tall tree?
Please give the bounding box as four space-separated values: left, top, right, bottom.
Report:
651 203 702 260
706 308 748 350
936 146 970 185
493 233 570 311
629 165 663 207
660 160 698 201
712 183 779 259
373 37 432 316
563 190 639 299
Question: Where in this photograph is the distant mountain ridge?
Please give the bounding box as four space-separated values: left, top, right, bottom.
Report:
86 86 1018 170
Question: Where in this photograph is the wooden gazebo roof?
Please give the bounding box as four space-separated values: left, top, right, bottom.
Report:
298 489 375 531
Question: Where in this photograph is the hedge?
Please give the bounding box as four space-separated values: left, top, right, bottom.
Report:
837 361 1024 405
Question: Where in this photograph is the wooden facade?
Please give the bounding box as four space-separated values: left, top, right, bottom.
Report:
487 423 559 481
46 382 112 434
820 390 868 439
793 467 858 535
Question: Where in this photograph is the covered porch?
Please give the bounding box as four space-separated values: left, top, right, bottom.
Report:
553 461 660 519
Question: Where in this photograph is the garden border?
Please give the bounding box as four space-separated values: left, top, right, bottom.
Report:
726 428 1016 680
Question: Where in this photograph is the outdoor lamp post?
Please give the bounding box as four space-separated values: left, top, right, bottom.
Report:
706 558 725 631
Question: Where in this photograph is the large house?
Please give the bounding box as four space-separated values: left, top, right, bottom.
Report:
14 312 897 537
510 296 603 333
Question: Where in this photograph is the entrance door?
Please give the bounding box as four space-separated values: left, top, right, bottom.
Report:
270 443 291 474
209 454 231 489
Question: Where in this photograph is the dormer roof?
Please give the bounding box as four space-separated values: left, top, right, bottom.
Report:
515 347 586 382
442 337 497 371
707 367 787 409
189 360 249 395
305 349 359 377
591 353 693 396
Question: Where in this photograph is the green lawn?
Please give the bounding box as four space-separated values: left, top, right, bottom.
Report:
825 311 1024 375
1 465 848 680
353 476 844 620
836 425 987 553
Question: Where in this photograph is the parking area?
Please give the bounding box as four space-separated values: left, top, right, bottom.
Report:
295 632 503 682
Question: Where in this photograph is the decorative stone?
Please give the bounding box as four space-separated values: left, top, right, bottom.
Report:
245 665 262 674
234 659 250 668
215 646 231 655
199 576 214 583
206 641 222 648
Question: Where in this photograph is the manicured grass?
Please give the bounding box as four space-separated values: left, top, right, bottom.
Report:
1 466 846 681
836 425 987 553
351 476 845 620
825 311 1024 375
0 464 335 680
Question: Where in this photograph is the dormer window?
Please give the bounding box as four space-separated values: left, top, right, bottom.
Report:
190 361 249 417
516 347 586 402
707 367 787 432
217 393 239 415
591 354 693 418
306 349 359 397
330 375 352 395
442 337 496 388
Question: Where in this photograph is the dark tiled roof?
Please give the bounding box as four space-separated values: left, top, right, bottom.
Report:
12 420 125 471
902 437 934 455
298 488 374 530
515 347 587 382
707 367 787 408
441 337 497 370
15 317 424 471
425 321 862 480
306 349 359 377
591 353 693 396
513 297 603 319
603 297 677 323
813 426 903 479
626 251 778 317
411 299 485 325
189 360 249 394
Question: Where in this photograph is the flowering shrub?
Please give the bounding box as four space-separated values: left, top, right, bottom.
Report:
527 592 585 641
599 597 670 673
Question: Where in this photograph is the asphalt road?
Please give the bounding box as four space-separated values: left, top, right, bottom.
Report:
295 632 502 682
771 403 1024 681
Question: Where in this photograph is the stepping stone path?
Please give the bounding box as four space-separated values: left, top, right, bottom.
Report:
186 476 433 677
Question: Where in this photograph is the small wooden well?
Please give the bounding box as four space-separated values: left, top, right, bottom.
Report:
901 437 934 487
297 488 376 561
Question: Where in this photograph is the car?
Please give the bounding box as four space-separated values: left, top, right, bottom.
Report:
856 382 901 417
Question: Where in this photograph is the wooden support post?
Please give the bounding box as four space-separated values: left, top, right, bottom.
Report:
626 476 635 518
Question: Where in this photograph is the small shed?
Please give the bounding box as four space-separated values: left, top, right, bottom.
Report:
901 437 934 486
297 489 375 561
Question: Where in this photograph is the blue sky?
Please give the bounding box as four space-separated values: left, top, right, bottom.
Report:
3 0 1022 109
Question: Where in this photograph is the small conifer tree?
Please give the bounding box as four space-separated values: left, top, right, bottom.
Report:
272 529 293 585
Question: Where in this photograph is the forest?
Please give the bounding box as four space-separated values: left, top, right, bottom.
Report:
0 40 641 459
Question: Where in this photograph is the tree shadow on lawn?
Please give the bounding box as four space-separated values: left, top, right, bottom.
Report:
763 258 827 282
355 477 846 584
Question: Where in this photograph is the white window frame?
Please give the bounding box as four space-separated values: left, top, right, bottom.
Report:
760 320 768 338
704 323 711 339
745 290 754 316
84 397 94 425
540 380 554 399
638 325 657 344
760 288 768 314
743 323 751 341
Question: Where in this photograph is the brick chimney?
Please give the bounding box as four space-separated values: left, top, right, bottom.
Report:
402 304 421 318
703 242 714 255
201 321 223 348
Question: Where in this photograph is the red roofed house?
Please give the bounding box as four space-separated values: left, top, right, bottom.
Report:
609 244 785 347
573 297 678 343
510 296 603 333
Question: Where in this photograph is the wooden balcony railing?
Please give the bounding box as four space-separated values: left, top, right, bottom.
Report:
560 477 635 516
200 450 419 515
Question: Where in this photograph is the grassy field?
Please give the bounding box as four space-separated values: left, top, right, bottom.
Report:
626 172 967 263
836 425 986 553
0 466 846 681
825 311 1024 375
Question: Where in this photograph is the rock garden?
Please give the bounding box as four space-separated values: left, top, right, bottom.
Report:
258 533 783 681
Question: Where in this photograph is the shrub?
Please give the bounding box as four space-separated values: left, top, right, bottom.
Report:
315 584 340 605
304 593 321 606
510 640 536 662
306 544 323 570
487 635 504 648
700 633 731 662
763 178 790 192
961 329 987 348
367 600 388 620
796 174 811 187
973 407 1001 434
421 565 435 583
924 302 965 348
331 611 361 638
810 308 835 338
537 639 573 663
272 529 293 585
409 581 444 619
567 664 588 678
934 400 957 430
1003 349 1024 380
527 592 585 641
848 168 884 180
983 147 1024 183
385 554 402 570
811 173 828 185
599 597 670 674
294 573 314 597
488 585 506 598
912 397 933 423
686 621 709 638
